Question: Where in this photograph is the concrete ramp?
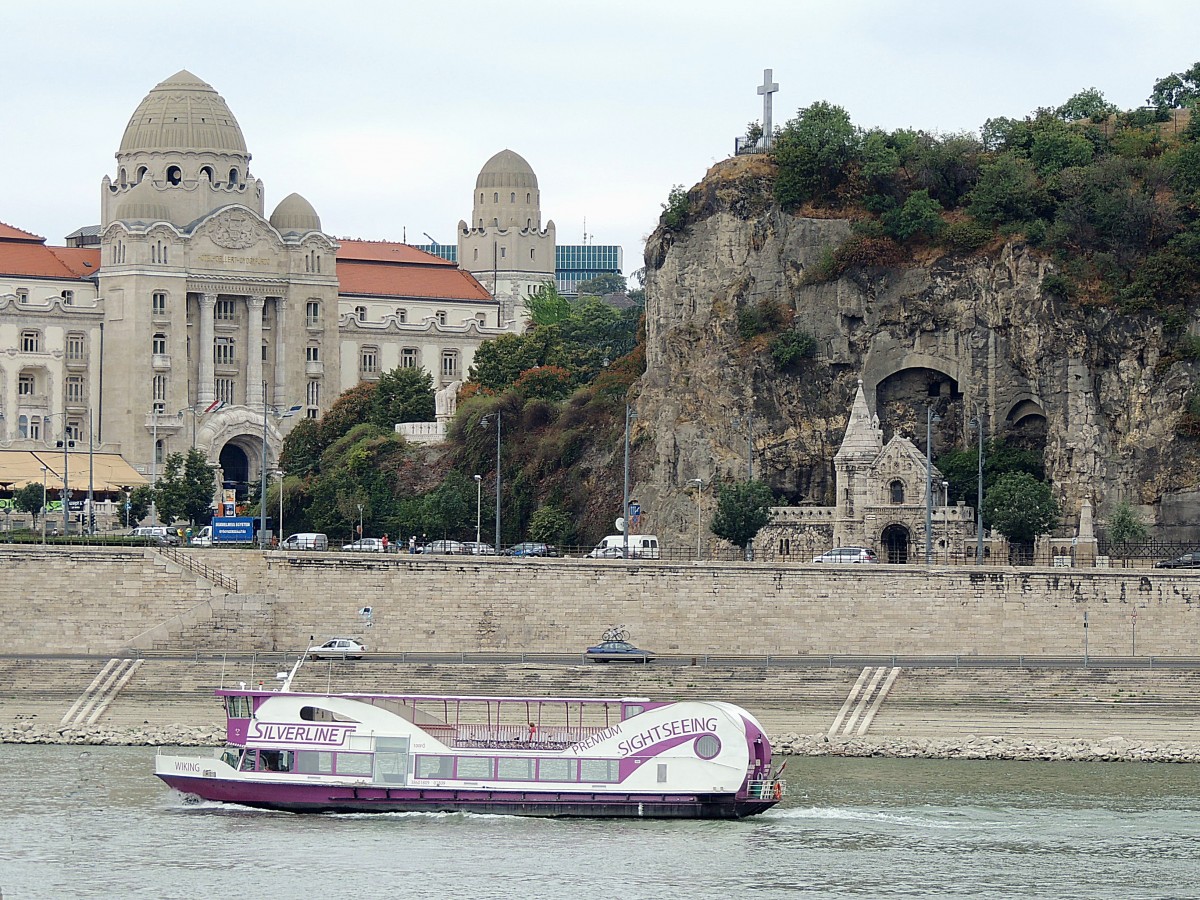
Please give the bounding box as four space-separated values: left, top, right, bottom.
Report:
60 658 143 726
828 666 901 737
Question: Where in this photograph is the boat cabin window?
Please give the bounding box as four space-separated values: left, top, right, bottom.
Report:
497 758 534 781
623 705 644 719
417 755 454 779
295 751 334 775
580 759 619 783
226 696 252 718
456 756 493 780
536 758 576 781
239 750 258 772
220 748 240 769
335 753 373 776
259 750 293 772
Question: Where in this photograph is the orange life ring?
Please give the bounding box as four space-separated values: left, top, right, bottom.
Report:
772 781 782 801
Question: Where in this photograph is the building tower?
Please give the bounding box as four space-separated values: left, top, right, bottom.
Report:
457 149 555 328
98 70 339 500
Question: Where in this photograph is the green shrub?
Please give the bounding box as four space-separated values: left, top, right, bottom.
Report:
771 330 817 369
941 220 993 253
661 185 690 232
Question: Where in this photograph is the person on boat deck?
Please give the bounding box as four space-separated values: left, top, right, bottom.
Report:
528 722 537 741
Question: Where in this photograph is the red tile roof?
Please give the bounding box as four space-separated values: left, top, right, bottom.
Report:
0 227 98 281
336 239 492 302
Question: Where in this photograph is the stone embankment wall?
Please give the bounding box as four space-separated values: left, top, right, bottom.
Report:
3 547 1200 657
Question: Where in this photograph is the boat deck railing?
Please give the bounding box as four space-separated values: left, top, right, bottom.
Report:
747 778 786 801
426 722 611 750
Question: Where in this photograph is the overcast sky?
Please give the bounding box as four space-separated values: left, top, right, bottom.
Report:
5 1 1200 281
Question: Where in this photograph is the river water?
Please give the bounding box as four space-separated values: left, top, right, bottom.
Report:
2 745 1199 899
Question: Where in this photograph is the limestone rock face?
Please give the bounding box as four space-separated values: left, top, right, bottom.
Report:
635 155 1200 551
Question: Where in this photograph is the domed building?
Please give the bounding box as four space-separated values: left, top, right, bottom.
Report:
457 149 556 325
0 71 506 528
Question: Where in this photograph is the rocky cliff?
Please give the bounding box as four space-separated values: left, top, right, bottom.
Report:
633 154 1200 549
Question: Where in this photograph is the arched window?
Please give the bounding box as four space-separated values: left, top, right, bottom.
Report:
228 168 239 185
530 249 535 259
155 439 165 465
473 248 478 260
119 168 127 187
890 480 905 504
526 192 530 203
152 333 167 355
136 166 147 183
527 219 532 229
493 192 498 203
166 166 182 185
510 192 515 202
200 166 214 181
17 415 28 439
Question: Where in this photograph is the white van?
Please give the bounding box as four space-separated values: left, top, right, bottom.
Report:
190 526 213 547
280 532 328 551
587 534 660 559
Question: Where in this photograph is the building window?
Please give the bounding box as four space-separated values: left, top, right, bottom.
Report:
355 305 367 322
66 333 86 361
153 374 167 404
30 416 43 440
61 290 74 305
306 300 321 327
493 192 498 203
18 373 34 396
17 415 28 439
214 337 235 366
401 348 417 369
395 308 407 324
306 344 320 362
441 350 459 379
16 288 28 304
66 376 84 404
436 310 447 326
306 379 320 408
152 333 167 355
152 292 167 316
500 246 506 259
155 439 165 465
215 299 235 321
21 330 40 353
510 192 515 202
360 346 379 375
890 480 905 504
216 377 235 404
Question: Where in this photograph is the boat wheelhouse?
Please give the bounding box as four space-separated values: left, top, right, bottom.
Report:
155 682 785 819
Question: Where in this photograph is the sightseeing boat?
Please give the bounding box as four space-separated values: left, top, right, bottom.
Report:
155 676 786 818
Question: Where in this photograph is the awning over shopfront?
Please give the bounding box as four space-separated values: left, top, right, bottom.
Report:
0 450 149 492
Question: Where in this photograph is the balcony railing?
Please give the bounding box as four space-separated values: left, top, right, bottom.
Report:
152 354 171 370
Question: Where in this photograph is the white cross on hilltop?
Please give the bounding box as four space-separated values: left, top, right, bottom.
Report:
757 68 779 150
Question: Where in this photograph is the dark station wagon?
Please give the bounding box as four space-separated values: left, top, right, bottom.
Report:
584 640 655 663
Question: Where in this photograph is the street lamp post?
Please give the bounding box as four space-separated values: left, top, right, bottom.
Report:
474 474 483 547
480 413 501 552
260 382 269 549
623 405 637 559
276 470 285 547
689 478 704 560
925 406 942 565
969 408 986 565
357 503 364 543
941 480 950 564
41 466 48 544
60 424 69 538
87 409 94 535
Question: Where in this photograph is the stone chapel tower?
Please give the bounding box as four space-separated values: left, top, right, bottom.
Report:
832 380 884 548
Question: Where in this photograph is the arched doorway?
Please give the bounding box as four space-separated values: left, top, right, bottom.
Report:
219 443 250 501
881 524 910 564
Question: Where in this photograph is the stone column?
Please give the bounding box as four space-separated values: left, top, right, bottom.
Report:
197 292 217 406
273 297 287 407
247 294 265 409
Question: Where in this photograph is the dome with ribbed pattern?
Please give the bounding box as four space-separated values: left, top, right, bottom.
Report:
118 70 247 156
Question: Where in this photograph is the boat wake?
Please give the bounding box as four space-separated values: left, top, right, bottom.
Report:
768 806 1017 830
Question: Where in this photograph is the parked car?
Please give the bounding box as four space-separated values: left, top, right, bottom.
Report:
462 541 496 555
812 547 878 564
585 640 655 663
1155 552 1200 568
129 526 179 546
503 542 560 557
307 637 367 660
341 538 386 553
425 539 465 555
281 532 328 551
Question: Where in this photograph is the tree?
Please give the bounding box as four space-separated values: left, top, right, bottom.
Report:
154 449 217 524
575 273 626 296
370 367 434 428
710 480 774 550
661 184 690 232
983 473 1060 544
528 504 572 545
278 417 322 476
1148 62 1200 109
882 189 945 241
967 153 1048 225
1056 87 1118 123
525 283 573 326
512 365 573 401
772 101 862 208
13 483 45 519
128 485 154 525
1106 500 1148 544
